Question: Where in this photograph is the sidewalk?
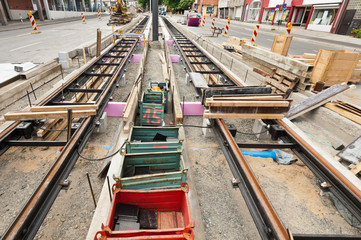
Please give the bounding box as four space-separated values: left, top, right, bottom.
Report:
207 17 361 49
0 14 100 32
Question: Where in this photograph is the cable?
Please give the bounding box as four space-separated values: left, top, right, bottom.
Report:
38 127 67 132
77 138 128 161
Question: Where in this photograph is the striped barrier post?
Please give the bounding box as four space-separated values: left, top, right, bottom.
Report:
28 11 40 34
201 15 206 28
98 10 101 21
251 24 260 44
223 18 230 37
210 18 215 31
284 22 292 35
81 12 86 24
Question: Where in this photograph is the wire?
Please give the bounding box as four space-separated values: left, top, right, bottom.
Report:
236 129 269 135
38 127 67 132
77 139 128 161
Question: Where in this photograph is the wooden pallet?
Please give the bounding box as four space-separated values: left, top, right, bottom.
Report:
265 68 300 98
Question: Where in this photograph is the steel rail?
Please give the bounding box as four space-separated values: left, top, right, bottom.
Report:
162 17 290 240
213 118 289 240
162 16 361 240
0 17 148 240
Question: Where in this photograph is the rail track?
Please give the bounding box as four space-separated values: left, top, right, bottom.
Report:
162 16 361 240
0 16 149 240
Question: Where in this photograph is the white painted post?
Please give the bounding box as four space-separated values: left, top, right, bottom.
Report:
42 0 51 19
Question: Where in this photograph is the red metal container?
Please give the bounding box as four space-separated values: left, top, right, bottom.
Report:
94 184 194 240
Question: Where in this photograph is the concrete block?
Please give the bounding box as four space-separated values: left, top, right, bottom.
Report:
202 118 212 138
332 140 344 150
96 112 107 133
120 74 126 87
59 58 72 69
185 73 190 86
252 119 269 140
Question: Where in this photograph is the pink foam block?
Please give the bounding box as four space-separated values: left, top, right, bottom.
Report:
180 102 204 116
167 40 174 46
130 54 142 62
170 55 179 63
104 102 127 117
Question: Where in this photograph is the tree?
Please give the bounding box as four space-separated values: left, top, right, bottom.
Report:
163 0 180 10
177 0 194 10
138 0 164 9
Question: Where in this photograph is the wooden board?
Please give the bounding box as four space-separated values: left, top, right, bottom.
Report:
4 110 96 121
203 111 284 119
271 35 293 56
205 100 290 107
324 102 361 125
30 105 98 112
286 84 350 120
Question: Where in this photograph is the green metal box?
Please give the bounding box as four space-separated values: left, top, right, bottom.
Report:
140 91 165 126
125 126 183 153
114 151 187 190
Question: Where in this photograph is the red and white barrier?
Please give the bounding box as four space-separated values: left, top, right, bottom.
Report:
284 22 292 35
210 18 215 31
201 15 206 28
81 12 86 24
98 10 101 21
223 18 230 36
28 11 40 34
251 24 260 43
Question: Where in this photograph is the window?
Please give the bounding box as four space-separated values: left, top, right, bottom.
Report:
310 8 337 26
247 0 261 21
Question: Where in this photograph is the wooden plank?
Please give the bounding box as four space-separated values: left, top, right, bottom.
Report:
286 84 350 120
37 119 61 138
4 110 96 121
30 105 98 112
203 111 284 119
212 95 283 100
265 77 290 93
45 120 67 141
325 103 361 125
351 162 361 175
205 100 290 107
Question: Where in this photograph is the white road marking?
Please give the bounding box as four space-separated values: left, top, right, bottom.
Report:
9 42 42 52
313 50 318 52
267 38 273 41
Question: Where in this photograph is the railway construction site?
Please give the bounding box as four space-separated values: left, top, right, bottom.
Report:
0 11 361 240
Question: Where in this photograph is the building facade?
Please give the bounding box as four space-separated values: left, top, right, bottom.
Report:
0 0 103 24
195 0 219 17
219 0 357 34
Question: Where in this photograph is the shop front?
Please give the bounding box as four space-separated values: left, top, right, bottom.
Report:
306 3 341 32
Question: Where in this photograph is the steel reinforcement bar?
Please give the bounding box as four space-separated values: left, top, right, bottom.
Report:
162 16 361 240
0 16 149 240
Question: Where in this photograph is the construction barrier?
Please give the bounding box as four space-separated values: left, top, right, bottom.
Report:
210 18 215 31
251 24 260 43
81 12 86 24
28 11 40 34
223 18 230 37
98 10 101 21
284 22 292 35
201 15 206 28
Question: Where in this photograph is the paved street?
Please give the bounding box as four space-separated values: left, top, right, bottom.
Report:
171 15 361 56
0 16 113 63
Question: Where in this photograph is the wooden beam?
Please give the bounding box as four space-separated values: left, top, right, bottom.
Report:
324 103 361 125
203 111 284 119
30 105 98 112
4 110 96 121
205 100 290 107
351 162 361 175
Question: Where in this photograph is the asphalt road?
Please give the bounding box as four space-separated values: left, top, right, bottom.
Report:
0 16 113 63
174 16 361 56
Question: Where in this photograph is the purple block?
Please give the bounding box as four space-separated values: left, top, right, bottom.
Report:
180 102 204 116
104 102 127 117
167 40 174 46
170 55 179 63
130 54 142 63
